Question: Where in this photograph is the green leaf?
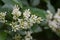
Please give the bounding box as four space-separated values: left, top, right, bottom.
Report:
2 0 23 9
12 0 23 8
56 31 60 37
18 30 26 35
30 7 47 19
21 0 29 6
2 0 14 4
2 0 15 10
2 4 14 10
46 0 55 14
0 22 4 29
31 24 42 33
0 32 7 40
30 0 40 6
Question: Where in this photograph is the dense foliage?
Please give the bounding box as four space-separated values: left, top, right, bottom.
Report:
0 0 60 40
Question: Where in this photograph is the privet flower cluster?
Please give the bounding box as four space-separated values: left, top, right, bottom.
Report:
12 5 21 20
0 5 43 40
0 12 6 23
10 5 43 32
0 5 43 32
47 9 60 32
25 31 32 40
0 4 46 40
13 31 32 40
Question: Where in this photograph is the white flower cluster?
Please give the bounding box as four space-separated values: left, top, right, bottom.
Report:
47 9 60 32
9 5 43 32
46 10 53 20
12 5 21 20
54 9 60 23
0 12 6 23
13 33 21 40
25 31 32 40
23 9 31 19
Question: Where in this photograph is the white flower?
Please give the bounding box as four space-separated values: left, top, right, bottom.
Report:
31 15 37 19
54 15 60 22
54 9 60 22
25 15 42 27
10 22 20 32
18 19 23 25
49 20 58 28
23 21 30 29
48 20 58 32
46 10 53 20
23 9 31 18
13 16 18 20
18 19 25 29
47 9 60 33
0 12 6 23
30 15 37 23
12 25 20 32
25 31 32 40
18 19 30 29
13 34 21 40
57 9 60 14
28 22 33 27
0 12 6 16
12 5 21 17
36 17 43 24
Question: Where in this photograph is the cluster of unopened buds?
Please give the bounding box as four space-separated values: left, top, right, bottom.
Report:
0 5 43 32
47 9 60 32
0 12 6 23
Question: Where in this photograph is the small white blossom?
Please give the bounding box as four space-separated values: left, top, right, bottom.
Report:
30 15 37 23
49 20 58 28
23 9 31 18
18 19 23 23
48 9 60 32
13 34 21 40
48 20 60 32
10 22 20 32
36 17 43 24
13 16 18 20
18 19 30 29
12 5 21 20
0 12 6 23
23 21 29 29
54 9 60 22
25 31 32 40
46 10 53 20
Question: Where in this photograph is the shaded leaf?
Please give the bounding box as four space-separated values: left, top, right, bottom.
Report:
18 30 26 35
12 0 23 8
0 22 4 29
31 24 42 33
2 0 14 4
2 0 23 9
30 7 47 19
21 0 29 6
2 4 14 10
30 0 40 6
0 32 7 40
46 0 55 14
